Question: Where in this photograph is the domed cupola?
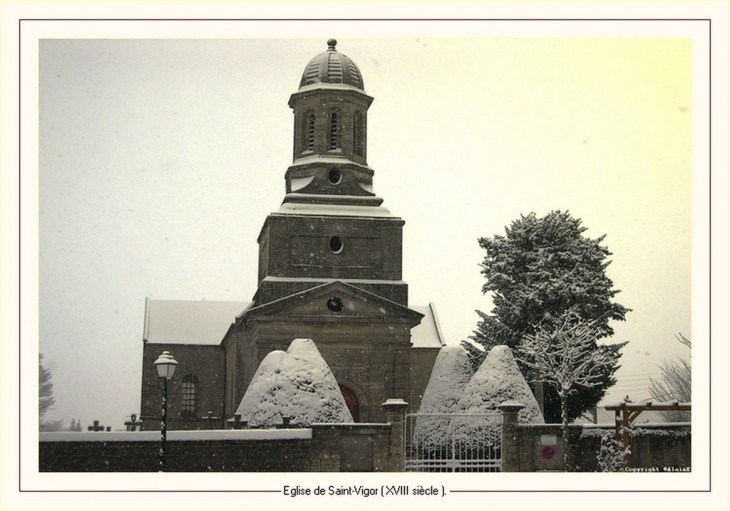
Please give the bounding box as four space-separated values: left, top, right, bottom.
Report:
284 40 380 209
299 39 364 90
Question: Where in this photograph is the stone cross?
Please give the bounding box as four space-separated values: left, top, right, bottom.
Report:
124 413 142 431
87 420 104 432
202 411 219 429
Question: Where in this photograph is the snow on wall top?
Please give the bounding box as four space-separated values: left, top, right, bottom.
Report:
458 345 544 424
410 303 447 349
143 299 249 345
275 202 395 218
235 338 353 427
288 154 373 170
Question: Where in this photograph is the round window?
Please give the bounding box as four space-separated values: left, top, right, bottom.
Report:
329 236 343 254
327 297 344 312
328 168 342 185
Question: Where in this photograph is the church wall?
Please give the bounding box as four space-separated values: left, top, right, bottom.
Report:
409 348 441 414
222 329 239 417
257 227 270 285
236 318 412 423
140 343 226 431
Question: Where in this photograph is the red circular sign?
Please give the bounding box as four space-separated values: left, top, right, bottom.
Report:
540 445 557 460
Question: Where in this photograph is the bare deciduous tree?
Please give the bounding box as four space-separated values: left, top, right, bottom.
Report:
649 333 691 422
518 311 625 470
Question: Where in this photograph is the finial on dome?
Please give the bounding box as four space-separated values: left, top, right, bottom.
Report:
298 39 364 90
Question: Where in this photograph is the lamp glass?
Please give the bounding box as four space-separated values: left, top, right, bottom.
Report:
154 351 178 379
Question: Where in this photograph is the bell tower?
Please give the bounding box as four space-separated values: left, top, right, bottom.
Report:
229 40 422 423
253 39 409 306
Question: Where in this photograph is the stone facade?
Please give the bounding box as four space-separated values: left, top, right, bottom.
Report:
140 40 443 431
140 342 226 430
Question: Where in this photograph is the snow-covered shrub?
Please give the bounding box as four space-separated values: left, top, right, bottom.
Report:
453 345 544 449
413 345 473 450
597 432 629 472
458 345 544 424
235 338 353 427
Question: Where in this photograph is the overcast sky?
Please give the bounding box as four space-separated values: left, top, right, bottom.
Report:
36 32 697 431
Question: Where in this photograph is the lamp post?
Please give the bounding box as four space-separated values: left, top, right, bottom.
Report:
154 351 178 472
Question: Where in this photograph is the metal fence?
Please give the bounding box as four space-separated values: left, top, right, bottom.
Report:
405 412 502 472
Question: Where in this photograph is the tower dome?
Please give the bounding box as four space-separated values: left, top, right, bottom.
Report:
299 39 364 90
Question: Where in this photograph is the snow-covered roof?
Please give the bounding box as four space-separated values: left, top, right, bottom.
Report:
143 298 249 345
410 303 447 349
142 298 444 349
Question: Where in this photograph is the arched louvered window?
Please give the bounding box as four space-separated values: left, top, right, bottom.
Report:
329 112 339 150
353 111 364 156
181 374 199 417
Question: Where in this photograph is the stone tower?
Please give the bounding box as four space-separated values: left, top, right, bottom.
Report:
223 40 424 422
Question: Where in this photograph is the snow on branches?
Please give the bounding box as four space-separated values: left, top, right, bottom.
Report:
518 311 620 401
517 310 625 470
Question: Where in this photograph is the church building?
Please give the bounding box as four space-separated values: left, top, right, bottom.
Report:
139 40 445 430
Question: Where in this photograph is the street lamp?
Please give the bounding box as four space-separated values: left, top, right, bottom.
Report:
154 351 178 472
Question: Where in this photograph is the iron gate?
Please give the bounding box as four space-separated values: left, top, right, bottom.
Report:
404 412 502 472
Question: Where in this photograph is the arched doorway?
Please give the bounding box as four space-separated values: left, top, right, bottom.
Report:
339 384 360 422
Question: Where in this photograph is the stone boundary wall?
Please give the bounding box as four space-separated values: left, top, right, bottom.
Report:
578 424 691 472
40 429 313 472
40 424 397 472
40 405 690 472
502 421 691 472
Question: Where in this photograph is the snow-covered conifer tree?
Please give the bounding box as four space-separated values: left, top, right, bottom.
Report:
465 210 629 422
